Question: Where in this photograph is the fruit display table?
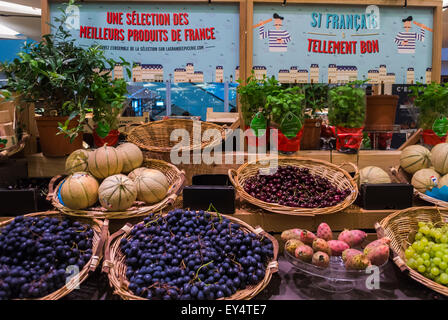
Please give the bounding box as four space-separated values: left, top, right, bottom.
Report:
26 150 401 184
20 257 444 300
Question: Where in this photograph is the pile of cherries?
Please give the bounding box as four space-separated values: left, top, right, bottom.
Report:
243 165 351 208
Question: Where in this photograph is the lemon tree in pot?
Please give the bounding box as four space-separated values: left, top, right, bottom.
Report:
328 81 366 154
409 82 448 147
267 86 305 153
0 1 128 157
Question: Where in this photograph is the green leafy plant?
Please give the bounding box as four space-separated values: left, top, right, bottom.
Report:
266 86 305 125
409 82 448 130
237 72 280 126
301 83 329 119
0 0 130 141
328 81 366 128
0 89 12 101
91 76 128 138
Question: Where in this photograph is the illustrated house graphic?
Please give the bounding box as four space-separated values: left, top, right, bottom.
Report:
252 66 267 81
310 64 319 83
406 67 415 84
215 66 224 83
174 63 204 83
425 67 432 84
113 63 124 80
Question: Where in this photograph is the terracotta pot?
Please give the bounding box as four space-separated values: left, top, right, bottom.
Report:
93 129 120 147
301 118 322 150
365 95 399 131
35 116 83 157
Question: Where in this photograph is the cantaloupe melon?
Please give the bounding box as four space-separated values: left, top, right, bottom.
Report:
439 174 448 188
88 145 123 179
117 143 143 173
60 172 99 210
430 143 448 175
65 149 91 174
359 166 391 185
98 174 137 211
128 167 151 180
134 169 169 204
400 145 431 174
411 168 440 193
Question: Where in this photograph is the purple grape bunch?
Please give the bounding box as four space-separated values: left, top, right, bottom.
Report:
120 209 274 300
0 216 94 300
243 165 351 208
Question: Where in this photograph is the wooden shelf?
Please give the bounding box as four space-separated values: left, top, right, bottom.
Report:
26 150 401 183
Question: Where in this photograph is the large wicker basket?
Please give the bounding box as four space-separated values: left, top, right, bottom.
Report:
390 166 448 207
0 211 108 300
378 206 448 296
103 212 279 300
127 119 227 160
48 159 185 219
229 156 359 216
0 132 29 162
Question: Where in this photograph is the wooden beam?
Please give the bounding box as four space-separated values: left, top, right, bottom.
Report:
238 0 247 130
41 0 50 37
431 4 443 83
252 0 443 6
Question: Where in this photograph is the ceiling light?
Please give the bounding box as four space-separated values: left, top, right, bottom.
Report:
0 23 25 39
0 1 41 16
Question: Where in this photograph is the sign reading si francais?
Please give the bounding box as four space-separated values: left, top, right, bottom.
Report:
253 4 433 84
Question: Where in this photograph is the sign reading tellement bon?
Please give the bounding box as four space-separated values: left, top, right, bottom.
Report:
50 2 239 83
253 4 433 84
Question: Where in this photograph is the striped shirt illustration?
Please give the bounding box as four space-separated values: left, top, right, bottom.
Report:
394 28 425 54
259 25 291 52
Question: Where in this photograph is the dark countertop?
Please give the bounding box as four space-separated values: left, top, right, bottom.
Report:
64 257 446 300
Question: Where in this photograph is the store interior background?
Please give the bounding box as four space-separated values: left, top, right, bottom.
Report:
0 1 447 112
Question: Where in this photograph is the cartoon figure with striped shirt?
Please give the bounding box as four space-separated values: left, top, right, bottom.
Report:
258 13 291 52
394 16 425 54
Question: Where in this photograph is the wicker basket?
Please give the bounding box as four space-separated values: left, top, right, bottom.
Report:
48 159 185 219
378 206 448 296
390 166 448 207
127 119 227 160
0 132 29 162
0 211 108 300
228 156 359 216
103 212 279 300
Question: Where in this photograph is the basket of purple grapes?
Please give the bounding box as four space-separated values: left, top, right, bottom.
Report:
229 156 359 215
103 209 279 300
0 211 108 300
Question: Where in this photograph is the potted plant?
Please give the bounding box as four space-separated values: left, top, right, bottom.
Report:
410 82 448 147
328 81 366 153
0 1 129 156
365 82 399 131
237 72 279 147
301 83 328 150
267 86 305 153
91 75 128 147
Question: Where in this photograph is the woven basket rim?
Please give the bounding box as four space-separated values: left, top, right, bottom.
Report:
50 159 185 220
379 206 448 297
105 211 279 300
391 166 448 208
229 156 359 216
127 119 227 154
0 211 105 300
